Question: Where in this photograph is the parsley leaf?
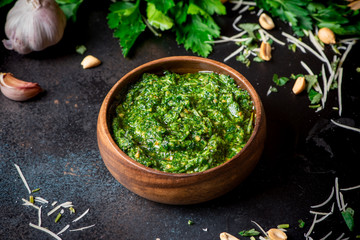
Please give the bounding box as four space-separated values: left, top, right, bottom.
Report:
146 2 174 31
145 0 175 13
239 229 260 237
308 88 322 104
175 14 220 57
107 0 146 57
56 0 84 22
304 74 318 92
0 0 14 7
273 74 289 86
342 207 355 231
238 23 260 40
255 0 360 36
107 0 225 57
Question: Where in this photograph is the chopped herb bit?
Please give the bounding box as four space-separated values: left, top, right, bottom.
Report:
356 235 360 238
309 104 321 109
356 67 360 73
75 45 87 55
29 195 34 204
69 207 76 214
342 207 355 231
304 75 318 92
298 219 305 228
272 74 289 86
55 212 62 223
267 86 278 96
253 56 264 62
290 74 304 80
269 86 278 92
239 228 260 236
288 43 297 52
188 220 194 225
277 224 289 229
32 188 40 193
236 54 251 67
238 23 260 40
308 89 322 104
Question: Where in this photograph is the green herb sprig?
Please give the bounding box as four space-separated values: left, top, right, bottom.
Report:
107 0 226 57
255 0 360 36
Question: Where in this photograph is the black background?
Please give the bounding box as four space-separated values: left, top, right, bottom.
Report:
1 1 360 239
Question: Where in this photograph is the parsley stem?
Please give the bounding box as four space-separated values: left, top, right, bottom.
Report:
141 15 161 37
277 224 289 229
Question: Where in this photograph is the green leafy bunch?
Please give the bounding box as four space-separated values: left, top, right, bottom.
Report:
107 0 226 57
255 0 360 36
0 0 84 21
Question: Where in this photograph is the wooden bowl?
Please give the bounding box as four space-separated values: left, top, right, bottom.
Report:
97 56 266 205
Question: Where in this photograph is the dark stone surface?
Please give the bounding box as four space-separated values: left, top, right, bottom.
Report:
1 1 360 240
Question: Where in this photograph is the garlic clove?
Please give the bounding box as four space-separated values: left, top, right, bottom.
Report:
81 55 102 69
318 27 336 45
0 73 43 101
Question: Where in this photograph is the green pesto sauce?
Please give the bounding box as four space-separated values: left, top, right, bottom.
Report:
112 71 255 173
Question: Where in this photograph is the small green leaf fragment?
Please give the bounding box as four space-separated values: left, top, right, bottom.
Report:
298 219 305 228
277 224 289 229
29 195 34 204
55 213 62 223
308 89 322 104
239 228 260 236
273 74 289 86
342 207 355 231
356 67 360 73
304 75 318 92
31 188 40 193
76 45 87 55
188 220 194 225
253 56 264 62
69 207 76 214
309 104 321 109
288 43 297 52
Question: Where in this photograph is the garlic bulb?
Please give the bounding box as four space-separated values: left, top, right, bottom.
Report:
2 0 66 54
0 72 43 101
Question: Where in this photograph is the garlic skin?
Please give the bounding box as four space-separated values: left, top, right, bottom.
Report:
2 0 66 54
0 73 43 101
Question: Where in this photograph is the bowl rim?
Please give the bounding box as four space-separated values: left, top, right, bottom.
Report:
99 56 264 178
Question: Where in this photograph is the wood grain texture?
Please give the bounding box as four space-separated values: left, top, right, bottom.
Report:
97 56 266 205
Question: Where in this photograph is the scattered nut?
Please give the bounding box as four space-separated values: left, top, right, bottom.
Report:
318 27 336 44
292 76 306 95
81 55 101 69
259 13 275 30
260 41 272 61
348 0 360 10
220 232 240 240
267 228 287 240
